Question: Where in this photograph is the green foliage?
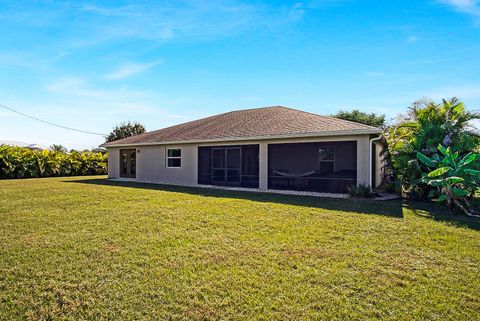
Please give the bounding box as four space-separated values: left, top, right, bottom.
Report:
106 121 146 143
50 144 68 153
332 109 386 128
347 183 374 198
417 145 480 216
0 145 107 179
385 97 480 198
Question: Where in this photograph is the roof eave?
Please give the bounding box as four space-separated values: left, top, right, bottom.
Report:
104 128 382 148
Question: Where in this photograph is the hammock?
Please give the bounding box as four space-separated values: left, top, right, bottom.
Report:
273 170 315 178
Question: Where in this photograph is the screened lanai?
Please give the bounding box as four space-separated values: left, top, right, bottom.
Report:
197 145 259 188
268 141 357 193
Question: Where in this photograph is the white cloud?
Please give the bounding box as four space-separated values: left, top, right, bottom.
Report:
426 84 480 100
43 77 197 120
81 4 138 17
45 77 152 101
0 1 343 56
366 71 386 77
438 0 480 15
104 60 163 80
0 2 309 50
300 0 347 9
404 57 458 65
46 77 84 92
73 1 315 45
406 35 420 43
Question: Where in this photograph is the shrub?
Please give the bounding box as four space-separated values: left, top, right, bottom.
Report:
347 183 374 198
417 145 480 216
0 146 107 179
384 97 480 198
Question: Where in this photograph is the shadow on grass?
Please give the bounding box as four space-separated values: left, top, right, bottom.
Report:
65 178 404 219
403 200 480 231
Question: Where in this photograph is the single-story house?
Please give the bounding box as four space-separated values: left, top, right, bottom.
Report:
104 106 384 194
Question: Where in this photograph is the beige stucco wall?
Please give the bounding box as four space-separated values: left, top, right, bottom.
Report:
136 145 198 185
356 135 370 186
107 147 120 179
107 134 374 190
259 142 268 190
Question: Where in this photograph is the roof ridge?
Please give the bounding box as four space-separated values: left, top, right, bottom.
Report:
147 106 288 132
224 105 287 113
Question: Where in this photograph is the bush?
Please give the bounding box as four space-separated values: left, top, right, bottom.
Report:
384 97 480 198
0 146 107 179
347 183 374 198
417 145 480 216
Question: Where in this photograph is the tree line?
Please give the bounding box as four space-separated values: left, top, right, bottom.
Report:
0 146 107 179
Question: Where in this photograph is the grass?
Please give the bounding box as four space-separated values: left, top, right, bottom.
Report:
1 176 479 320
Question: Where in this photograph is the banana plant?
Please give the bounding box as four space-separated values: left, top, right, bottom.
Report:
0 145 108 179
417 145 480 216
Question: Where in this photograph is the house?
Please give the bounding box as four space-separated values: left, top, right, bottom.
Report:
104 106 384 194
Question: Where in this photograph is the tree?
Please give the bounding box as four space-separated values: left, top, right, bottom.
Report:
385 97 480 198
332 109 386 128
106 121 146 143
417 145 480 216
50 144 67 153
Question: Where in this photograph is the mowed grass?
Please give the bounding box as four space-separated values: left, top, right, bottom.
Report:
1 176 479 320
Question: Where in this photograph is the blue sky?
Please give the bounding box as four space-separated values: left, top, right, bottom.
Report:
0 0 479 149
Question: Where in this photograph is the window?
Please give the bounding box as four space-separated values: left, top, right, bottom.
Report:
166 148 181 168
318 147 335 174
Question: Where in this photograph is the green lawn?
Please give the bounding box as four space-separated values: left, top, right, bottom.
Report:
1 176 479 320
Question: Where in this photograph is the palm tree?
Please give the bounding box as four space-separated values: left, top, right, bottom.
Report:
50 144 68 153
385 97 480 197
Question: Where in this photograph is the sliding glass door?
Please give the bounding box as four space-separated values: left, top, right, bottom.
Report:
198 145 259 188
212 147 241 186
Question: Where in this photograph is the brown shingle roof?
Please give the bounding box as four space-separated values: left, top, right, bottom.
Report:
105 106 381 146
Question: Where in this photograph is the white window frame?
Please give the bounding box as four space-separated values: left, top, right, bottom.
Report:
166 147 182 168
318 147 335 172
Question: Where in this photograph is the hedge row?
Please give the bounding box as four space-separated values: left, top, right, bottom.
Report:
0 145 107 179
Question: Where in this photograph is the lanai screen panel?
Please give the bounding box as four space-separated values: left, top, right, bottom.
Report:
268 141 357 193
198 145 259 188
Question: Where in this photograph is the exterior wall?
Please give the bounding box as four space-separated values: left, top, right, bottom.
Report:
107 147 120 179
356 136 370 186
136 144 197 185
107 134 374 191
259 142 268 190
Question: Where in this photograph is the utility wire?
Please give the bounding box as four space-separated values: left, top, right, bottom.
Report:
0 103 107 136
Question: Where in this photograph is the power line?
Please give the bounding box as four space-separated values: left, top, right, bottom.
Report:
0 103 107 136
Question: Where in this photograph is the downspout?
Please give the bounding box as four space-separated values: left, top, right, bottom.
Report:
369 135 382 189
